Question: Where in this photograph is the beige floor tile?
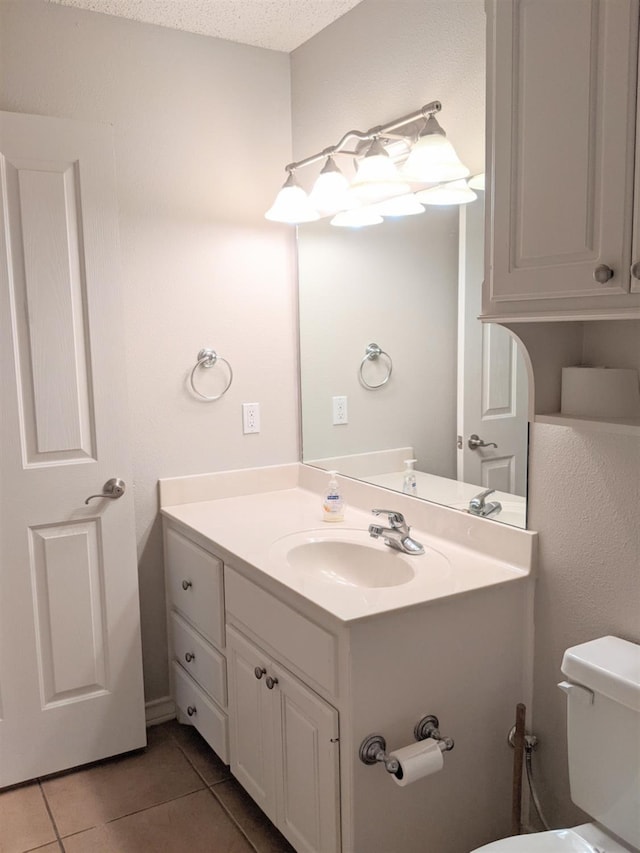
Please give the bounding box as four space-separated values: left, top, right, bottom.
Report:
0 783 57 853
168 721 232 785
213 779 296 853
62 790 254 853
41 738 204 837
25 845 62 852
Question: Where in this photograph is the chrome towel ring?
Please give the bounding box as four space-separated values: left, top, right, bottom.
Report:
359 342 393 390
189 348 233 401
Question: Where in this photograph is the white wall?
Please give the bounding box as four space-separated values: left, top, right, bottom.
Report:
298 210 459 476
0 0 298 702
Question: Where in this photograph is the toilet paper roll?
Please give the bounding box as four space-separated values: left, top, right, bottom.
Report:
389 738 444 787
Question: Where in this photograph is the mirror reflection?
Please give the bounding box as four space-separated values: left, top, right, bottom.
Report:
297 196 529 527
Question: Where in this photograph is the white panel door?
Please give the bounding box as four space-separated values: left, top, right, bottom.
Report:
274 662 340 853
226 627 277 822
487 0 638 303
458 202 528 496
0 111 146 787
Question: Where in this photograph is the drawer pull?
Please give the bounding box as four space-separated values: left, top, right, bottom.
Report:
254 666 266 680
187 705 197 716
185 652 195 663
182 579 192 590
266 675 279 690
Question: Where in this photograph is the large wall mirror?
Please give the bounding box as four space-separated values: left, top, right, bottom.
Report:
297 196 529 528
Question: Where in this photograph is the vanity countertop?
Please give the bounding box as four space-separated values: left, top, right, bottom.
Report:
161 474 532 624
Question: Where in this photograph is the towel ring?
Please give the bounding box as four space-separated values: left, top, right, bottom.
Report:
189 348 233 401
359 343 393 390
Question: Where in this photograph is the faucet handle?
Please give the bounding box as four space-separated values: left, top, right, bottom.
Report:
371 509 405 528
471 488 494 507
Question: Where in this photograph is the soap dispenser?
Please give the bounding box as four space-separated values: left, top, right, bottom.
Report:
322 470 345 522
402 459 417 496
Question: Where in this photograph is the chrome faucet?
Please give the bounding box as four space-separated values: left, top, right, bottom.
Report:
468 488 502 518
368 509 425 555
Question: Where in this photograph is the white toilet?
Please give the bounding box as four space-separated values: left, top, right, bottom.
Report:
472 635 640 852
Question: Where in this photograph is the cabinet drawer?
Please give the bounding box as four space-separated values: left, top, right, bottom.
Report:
173 661 229 764
170 611 227 708
165 526 224 648
225 568 337 696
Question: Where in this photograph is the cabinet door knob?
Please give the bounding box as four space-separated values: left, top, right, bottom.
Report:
187 705 196 716
631 261 640 279
181 579 192 590
254 666 266 680
593 264 614 283
184 652 195 663
266 675 279 690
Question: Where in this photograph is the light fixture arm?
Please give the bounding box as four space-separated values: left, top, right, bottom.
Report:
284 100 442 174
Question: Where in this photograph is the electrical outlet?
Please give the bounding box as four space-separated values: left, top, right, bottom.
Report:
332 395 348 425
242 402 260 434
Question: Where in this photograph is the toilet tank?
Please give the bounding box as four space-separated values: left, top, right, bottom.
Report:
560 636 640 850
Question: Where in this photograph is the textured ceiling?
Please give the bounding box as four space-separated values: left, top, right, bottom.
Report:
48 0 365 52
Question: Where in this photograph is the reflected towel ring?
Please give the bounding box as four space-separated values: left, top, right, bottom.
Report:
189 348 233 401
359 342 393 390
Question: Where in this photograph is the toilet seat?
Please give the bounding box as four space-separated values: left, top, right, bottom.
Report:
472 824 635 852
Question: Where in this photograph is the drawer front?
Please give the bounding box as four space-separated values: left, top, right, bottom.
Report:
173 661 229 764
170 610 227 707
165 526 224 648
225 568 337 697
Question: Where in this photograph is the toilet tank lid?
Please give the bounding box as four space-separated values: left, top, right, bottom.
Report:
561 636 640 712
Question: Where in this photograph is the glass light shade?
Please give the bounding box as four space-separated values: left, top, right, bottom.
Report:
309 157 350 215
265 173 319 223
373 194 425 217
403 127 470 183
468 173 486 191
330 208 383 228
350 139 411 203
415 180 478 206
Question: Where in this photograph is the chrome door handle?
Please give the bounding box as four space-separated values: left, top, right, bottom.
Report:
85 478 126 504
593 264 614 283
468 434 498 450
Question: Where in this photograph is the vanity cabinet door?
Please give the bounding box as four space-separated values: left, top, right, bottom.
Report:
273 662 341 853
485 0 638 311
227 626 278 822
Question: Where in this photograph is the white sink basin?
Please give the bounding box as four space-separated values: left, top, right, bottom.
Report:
270 529 417 588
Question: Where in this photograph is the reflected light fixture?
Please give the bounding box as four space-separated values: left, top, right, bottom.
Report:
265 172 319 223
373 194 425 217
416 179 478 206
468 173 486 191
265 100 474 225
330 208 383 228
309 156 350 214
402 114 470 183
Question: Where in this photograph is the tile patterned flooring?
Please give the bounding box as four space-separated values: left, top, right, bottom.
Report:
0 721 296 853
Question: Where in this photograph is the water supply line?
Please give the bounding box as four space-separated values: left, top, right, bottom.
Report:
508 708 551 833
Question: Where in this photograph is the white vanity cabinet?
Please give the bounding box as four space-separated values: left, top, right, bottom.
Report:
163 522 229 762
225 569 341 853
484 0 640 317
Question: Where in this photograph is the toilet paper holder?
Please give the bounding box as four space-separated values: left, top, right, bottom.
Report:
359 714 454 774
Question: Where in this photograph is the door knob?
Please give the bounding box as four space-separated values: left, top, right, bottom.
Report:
593 264 614 283
266 675 279 690
468 434 498 450
254 667 266 680
85 478 126 504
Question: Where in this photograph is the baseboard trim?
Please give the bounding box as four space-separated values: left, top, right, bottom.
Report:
145 696 175 727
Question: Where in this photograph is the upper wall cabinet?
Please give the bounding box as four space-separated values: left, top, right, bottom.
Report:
484 0 640 320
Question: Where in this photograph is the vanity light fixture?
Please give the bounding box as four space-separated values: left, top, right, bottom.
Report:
416 179 478 206
402 114 470 183
468 173 486 191
373 194 426 217
265 171 320 223
309 156 350 214
265 100 474 225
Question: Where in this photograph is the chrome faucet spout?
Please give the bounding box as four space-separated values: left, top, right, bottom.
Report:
368 510 425 555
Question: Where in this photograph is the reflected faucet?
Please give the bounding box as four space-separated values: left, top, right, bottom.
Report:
468 489 502 518
368 509 425 555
